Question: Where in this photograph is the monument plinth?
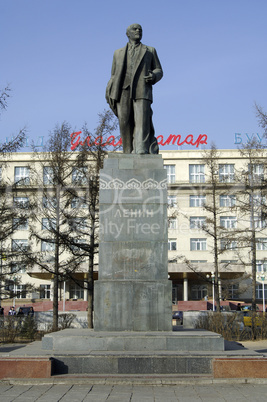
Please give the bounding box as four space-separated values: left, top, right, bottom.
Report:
42 153 225 371
94 154 172 331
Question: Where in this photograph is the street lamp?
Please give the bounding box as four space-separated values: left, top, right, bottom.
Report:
257 273 267 313
206 272 215 311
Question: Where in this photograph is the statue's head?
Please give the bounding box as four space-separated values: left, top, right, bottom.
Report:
126 23 142 43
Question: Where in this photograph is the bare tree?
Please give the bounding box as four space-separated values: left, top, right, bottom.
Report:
68 110 119 327
255 103 267 139
0 86 27 154
22 111 118 330
178 145 247 310
24 122 88 331
0 86 28 302
235 140 267 313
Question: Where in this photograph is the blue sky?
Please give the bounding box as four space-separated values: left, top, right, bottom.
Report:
1 0 267 151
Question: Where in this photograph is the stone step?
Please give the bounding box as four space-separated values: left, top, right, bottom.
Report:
42 328 224 352
52 353 213 375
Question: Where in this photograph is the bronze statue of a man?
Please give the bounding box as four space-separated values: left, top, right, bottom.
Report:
106 24 163 154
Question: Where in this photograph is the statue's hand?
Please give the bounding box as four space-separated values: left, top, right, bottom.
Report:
144 70 155 83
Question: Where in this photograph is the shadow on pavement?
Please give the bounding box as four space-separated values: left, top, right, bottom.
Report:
0 344 28 353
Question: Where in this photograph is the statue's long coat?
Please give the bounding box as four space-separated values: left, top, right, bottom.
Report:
106 43 163 112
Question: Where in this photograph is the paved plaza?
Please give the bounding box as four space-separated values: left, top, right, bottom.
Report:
0 382 267 401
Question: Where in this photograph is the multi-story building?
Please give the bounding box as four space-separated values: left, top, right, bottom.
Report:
0 148 266 307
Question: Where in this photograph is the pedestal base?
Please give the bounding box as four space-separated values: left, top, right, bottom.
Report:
42 328 224 375
42 328 224 352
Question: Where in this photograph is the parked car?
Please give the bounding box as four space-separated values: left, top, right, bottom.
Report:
240 305 259 311
172 311 183 325
241 311 263 327
15 306 34 316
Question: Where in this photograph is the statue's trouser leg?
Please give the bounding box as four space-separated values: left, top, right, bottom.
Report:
133 99 152 154
117 89 134 153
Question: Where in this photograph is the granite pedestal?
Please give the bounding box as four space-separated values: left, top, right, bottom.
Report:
94 154 172 332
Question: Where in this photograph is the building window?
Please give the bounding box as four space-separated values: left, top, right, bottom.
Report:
190 216 206 229
164 165 175 184
256 260 267 273
14 167 30 185
220 239 237 250
70 218 87 232
71 239 87 253
191 285 208 300
40 284 51 299
189 195 206 207
42 218 56 231
256 238 267 250
250 195 266 215
227 284 239 299
190 238 207 251
219 164 235 182
167 195 177 207
13 197 29 209
248 164 264 183
189 164 205 183
253 215 267 229
42 196 57 209
72 167 88 185
256 284 267 300
71 196 87 209
70 283 84 299
168 218 177 230
12 239 28 251
41 241 55 252
220 195 236 207
43 166 56 185
168 239 177 251
220 216 237 229
16 284 27 299
13 218 28 231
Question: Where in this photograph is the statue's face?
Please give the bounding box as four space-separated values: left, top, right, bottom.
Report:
127 24 142 42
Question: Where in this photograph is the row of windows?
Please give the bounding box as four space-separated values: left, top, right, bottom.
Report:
11 239 87 252
8 164 264 186
168 194 266 209
13 196 87 210
11 166 90 186
14 215 265 233
7 284 51 299
12 217 88 231
168 215 266 231
13 194 265 214
5 282 85 300
164 164 264 184
168 238 267 252
188 284 265 300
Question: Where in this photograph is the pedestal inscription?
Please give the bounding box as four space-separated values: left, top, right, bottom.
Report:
94 154 172 331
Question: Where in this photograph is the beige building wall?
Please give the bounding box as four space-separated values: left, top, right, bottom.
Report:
0 149 266 305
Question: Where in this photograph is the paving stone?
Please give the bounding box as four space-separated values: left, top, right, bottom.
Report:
0 383 267 401
11 385 53 401
59 385 92 401
33 385 72 402
83 384 114 402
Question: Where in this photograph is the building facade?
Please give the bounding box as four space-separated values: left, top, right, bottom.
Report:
0 148 266 308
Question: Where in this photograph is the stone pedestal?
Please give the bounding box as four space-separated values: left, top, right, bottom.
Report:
94 154 172 331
